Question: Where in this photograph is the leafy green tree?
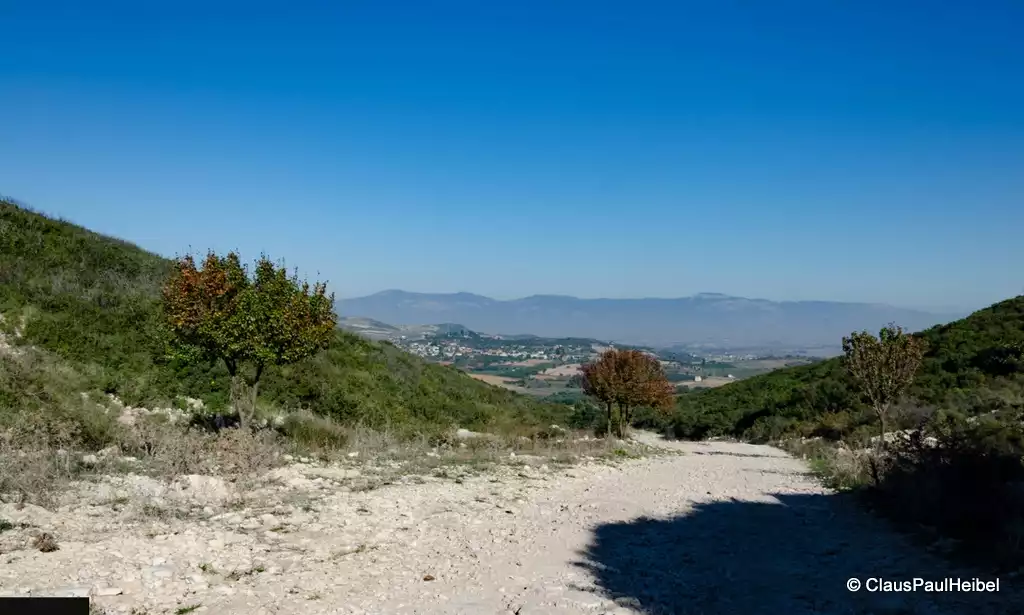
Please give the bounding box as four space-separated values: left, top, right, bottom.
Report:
842 324 926 444
162 251 336 428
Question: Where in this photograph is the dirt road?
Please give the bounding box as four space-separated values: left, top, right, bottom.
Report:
1 435 1013 614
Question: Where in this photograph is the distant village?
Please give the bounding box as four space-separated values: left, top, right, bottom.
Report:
399 338 592 363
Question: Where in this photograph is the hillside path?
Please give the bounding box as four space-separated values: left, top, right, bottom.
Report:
1 435 1016 615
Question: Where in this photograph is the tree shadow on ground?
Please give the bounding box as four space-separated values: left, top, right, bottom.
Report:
575 493 1015 615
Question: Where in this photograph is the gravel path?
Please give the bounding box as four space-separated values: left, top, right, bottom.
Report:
1 435 1015 614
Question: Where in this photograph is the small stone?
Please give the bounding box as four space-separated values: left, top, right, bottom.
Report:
260 513 279 526
81 454 100 466
423 574 435 581
347 451 359 458
93 587 123 597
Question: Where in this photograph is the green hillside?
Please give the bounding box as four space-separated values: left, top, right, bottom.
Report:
667 296 1024 443
662 297 1024 569
0 198 570 436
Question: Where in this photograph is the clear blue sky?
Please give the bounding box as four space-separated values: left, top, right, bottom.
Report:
2 1 1021 311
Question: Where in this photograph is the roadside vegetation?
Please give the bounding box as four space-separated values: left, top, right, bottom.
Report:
649 299 1024 571
0 199 626 505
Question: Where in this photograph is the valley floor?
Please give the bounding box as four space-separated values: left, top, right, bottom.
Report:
1 435 1015 615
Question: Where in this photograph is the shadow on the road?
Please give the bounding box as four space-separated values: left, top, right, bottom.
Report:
574 493 1010 615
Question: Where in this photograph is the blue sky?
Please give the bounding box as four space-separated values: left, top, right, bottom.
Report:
2 1 1021 311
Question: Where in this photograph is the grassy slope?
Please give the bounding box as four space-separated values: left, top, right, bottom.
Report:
668 296 1024 442
0 199 570 435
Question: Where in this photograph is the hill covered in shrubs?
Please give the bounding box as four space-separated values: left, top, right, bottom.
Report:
0 198 571 437
659 295 1024 570
665 295 1024 444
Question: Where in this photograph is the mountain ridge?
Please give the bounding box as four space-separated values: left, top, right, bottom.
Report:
338 290 961 350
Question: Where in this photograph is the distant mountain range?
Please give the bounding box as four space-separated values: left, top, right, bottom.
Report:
335 316 478 342
336 291 962 351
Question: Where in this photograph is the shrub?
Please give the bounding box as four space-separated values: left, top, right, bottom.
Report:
278 411 350 452
870 411 1024 568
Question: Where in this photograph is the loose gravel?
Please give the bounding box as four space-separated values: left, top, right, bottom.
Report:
0 434 1016 614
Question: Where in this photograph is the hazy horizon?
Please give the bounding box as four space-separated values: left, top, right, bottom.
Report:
338 288 976 315
2 2 1021 312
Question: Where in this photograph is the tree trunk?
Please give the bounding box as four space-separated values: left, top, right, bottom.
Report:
606 401 613 438
230 374 249 430
244 363 265 431
876 405 888 450
248 380 260 429
227 361 263 431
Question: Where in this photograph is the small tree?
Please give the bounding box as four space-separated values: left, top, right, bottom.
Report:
842 324 926 446
581 349 674 437
162 251 336 429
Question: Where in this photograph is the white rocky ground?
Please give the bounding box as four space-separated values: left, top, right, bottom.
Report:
0 434 1016 615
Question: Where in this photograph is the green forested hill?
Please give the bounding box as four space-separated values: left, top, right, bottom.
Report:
0 198 569 435
668 296 1024 442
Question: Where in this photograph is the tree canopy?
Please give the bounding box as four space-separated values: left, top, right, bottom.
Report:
581 349 674 436
162 251 336 426
842 324 926 442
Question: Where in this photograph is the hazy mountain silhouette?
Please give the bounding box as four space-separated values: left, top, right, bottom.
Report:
337 291 960 349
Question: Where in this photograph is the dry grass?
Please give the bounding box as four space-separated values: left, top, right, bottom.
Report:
0 345 645 509
786 439 877 491
121 418 283 477
0 418 83 508
1 400 646 509
0 410 286 508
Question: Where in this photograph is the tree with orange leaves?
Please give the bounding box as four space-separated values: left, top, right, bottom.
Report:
162 251 336 429
581 348 674 437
